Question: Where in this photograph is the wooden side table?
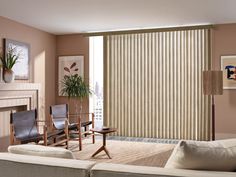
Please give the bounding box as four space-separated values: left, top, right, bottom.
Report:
91 128 117 159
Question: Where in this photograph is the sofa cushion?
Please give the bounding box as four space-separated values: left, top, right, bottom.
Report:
8 144 75 159
165 139 236 171
0 153 95 177
91 162 236 177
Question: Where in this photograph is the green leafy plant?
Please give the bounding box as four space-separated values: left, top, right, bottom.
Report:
0 47 19 70
61 73 92 114
61 74 92 98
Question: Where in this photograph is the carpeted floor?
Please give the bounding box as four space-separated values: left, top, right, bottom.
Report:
69 138 175 167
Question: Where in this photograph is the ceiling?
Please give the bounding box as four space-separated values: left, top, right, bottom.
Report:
0 0 236 35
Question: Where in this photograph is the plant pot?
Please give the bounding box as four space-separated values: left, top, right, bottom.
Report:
3 69 15 83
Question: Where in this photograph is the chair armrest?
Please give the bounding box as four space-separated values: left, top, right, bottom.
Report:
36 120 50 126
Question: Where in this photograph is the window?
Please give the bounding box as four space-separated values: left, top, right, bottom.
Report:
89 36 103 128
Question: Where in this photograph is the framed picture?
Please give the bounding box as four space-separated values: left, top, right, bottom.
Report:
221 55 236 89
5 39 30 80
58 55 84 96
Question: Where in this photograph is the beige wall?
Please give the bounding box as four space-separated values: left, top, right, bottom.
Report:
0 16 56 122
1 15 236 138
56 34 89 114
212 24 236 138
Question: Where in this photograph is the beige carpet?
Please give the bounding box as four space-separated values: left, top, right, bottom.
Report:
69 138 175 167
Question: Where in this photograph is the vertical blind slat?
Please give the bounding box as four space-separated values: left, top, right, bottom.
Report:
104 29 211 140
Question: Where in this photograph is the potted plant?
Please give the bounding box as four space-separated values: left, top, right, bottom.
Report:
60 63 92 114
0 47 19 83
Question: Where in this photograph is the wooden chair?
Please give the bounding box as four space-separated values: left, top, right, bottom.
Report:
50 104 95 150
10 109 69 148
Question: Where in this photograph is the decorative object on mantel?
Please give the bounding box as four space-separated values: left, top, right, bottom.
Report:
59 55 92 114
221 55 236 89
203 70 223 140
0 46 19 83
5 39 30 80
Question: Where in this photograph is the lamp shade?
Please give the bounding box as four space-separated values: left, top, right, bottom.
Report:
203 70 223 95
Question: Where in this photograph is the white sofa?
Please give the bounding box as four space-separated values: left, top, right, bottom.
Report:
0 153 236 177
91 163 236 177
0 153 95 177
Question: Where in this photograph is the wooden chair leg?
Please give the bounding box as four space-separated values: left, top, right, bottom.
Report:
84 126 87 137
65 120 69 149
43 125 48 146
78 116 82 151
92 113 95 144
10 124 14 145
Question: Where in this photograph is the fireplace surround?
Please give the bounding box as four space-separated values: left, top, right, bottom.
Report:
0 83 43 151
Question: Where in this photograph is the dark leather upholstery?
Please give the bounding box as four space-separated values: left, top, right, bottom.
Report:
50 104 92 130
50 104 79 130
81 121 92 127
10 110 42 143
50 104 68 130
68 123 78 130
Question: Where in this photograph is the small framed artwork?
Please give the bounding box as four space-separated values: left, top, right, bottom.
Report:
5 39 30 80
221 55 236 89
58 55 84 96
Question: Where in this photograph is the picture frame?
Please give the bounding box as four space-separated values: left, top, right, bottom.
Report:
4 39 30 80
58 55 84 96
221 55 236 89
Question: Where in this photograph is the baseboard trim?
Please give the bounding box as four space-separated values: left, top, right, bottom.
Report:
216 133 236 140
106 136 179 144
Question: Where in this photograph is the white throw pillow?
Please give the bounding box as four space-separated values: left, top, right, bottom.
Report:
8 144 75 159
165 139 236 171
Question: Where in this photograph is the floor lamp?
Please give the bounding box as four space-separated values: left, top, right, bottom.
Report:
203 71 223 141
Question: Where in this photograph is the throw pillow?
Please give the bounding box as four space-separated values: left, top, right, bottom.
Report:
8 144 75 159
165 139 236 171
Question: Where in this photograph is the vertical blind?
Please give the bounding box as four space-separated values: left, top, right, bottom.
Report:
104 28 211 141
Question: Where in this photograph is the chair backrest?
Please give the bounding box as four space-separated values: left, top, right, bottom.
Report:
10 109 39 141
50 104 68 130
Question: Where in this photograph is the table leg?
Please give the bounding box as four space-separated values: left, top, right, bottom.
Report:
103 133 106 146
92 146 105 157
91 133 111 159
103 146 111 159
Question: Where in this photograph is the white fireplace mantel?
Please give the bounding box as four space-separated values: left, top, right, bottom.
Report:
0 83 43 119
0 83 40 91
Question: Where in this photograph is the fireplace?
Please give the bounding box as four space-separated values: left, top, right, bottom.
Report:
0 83 43 151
